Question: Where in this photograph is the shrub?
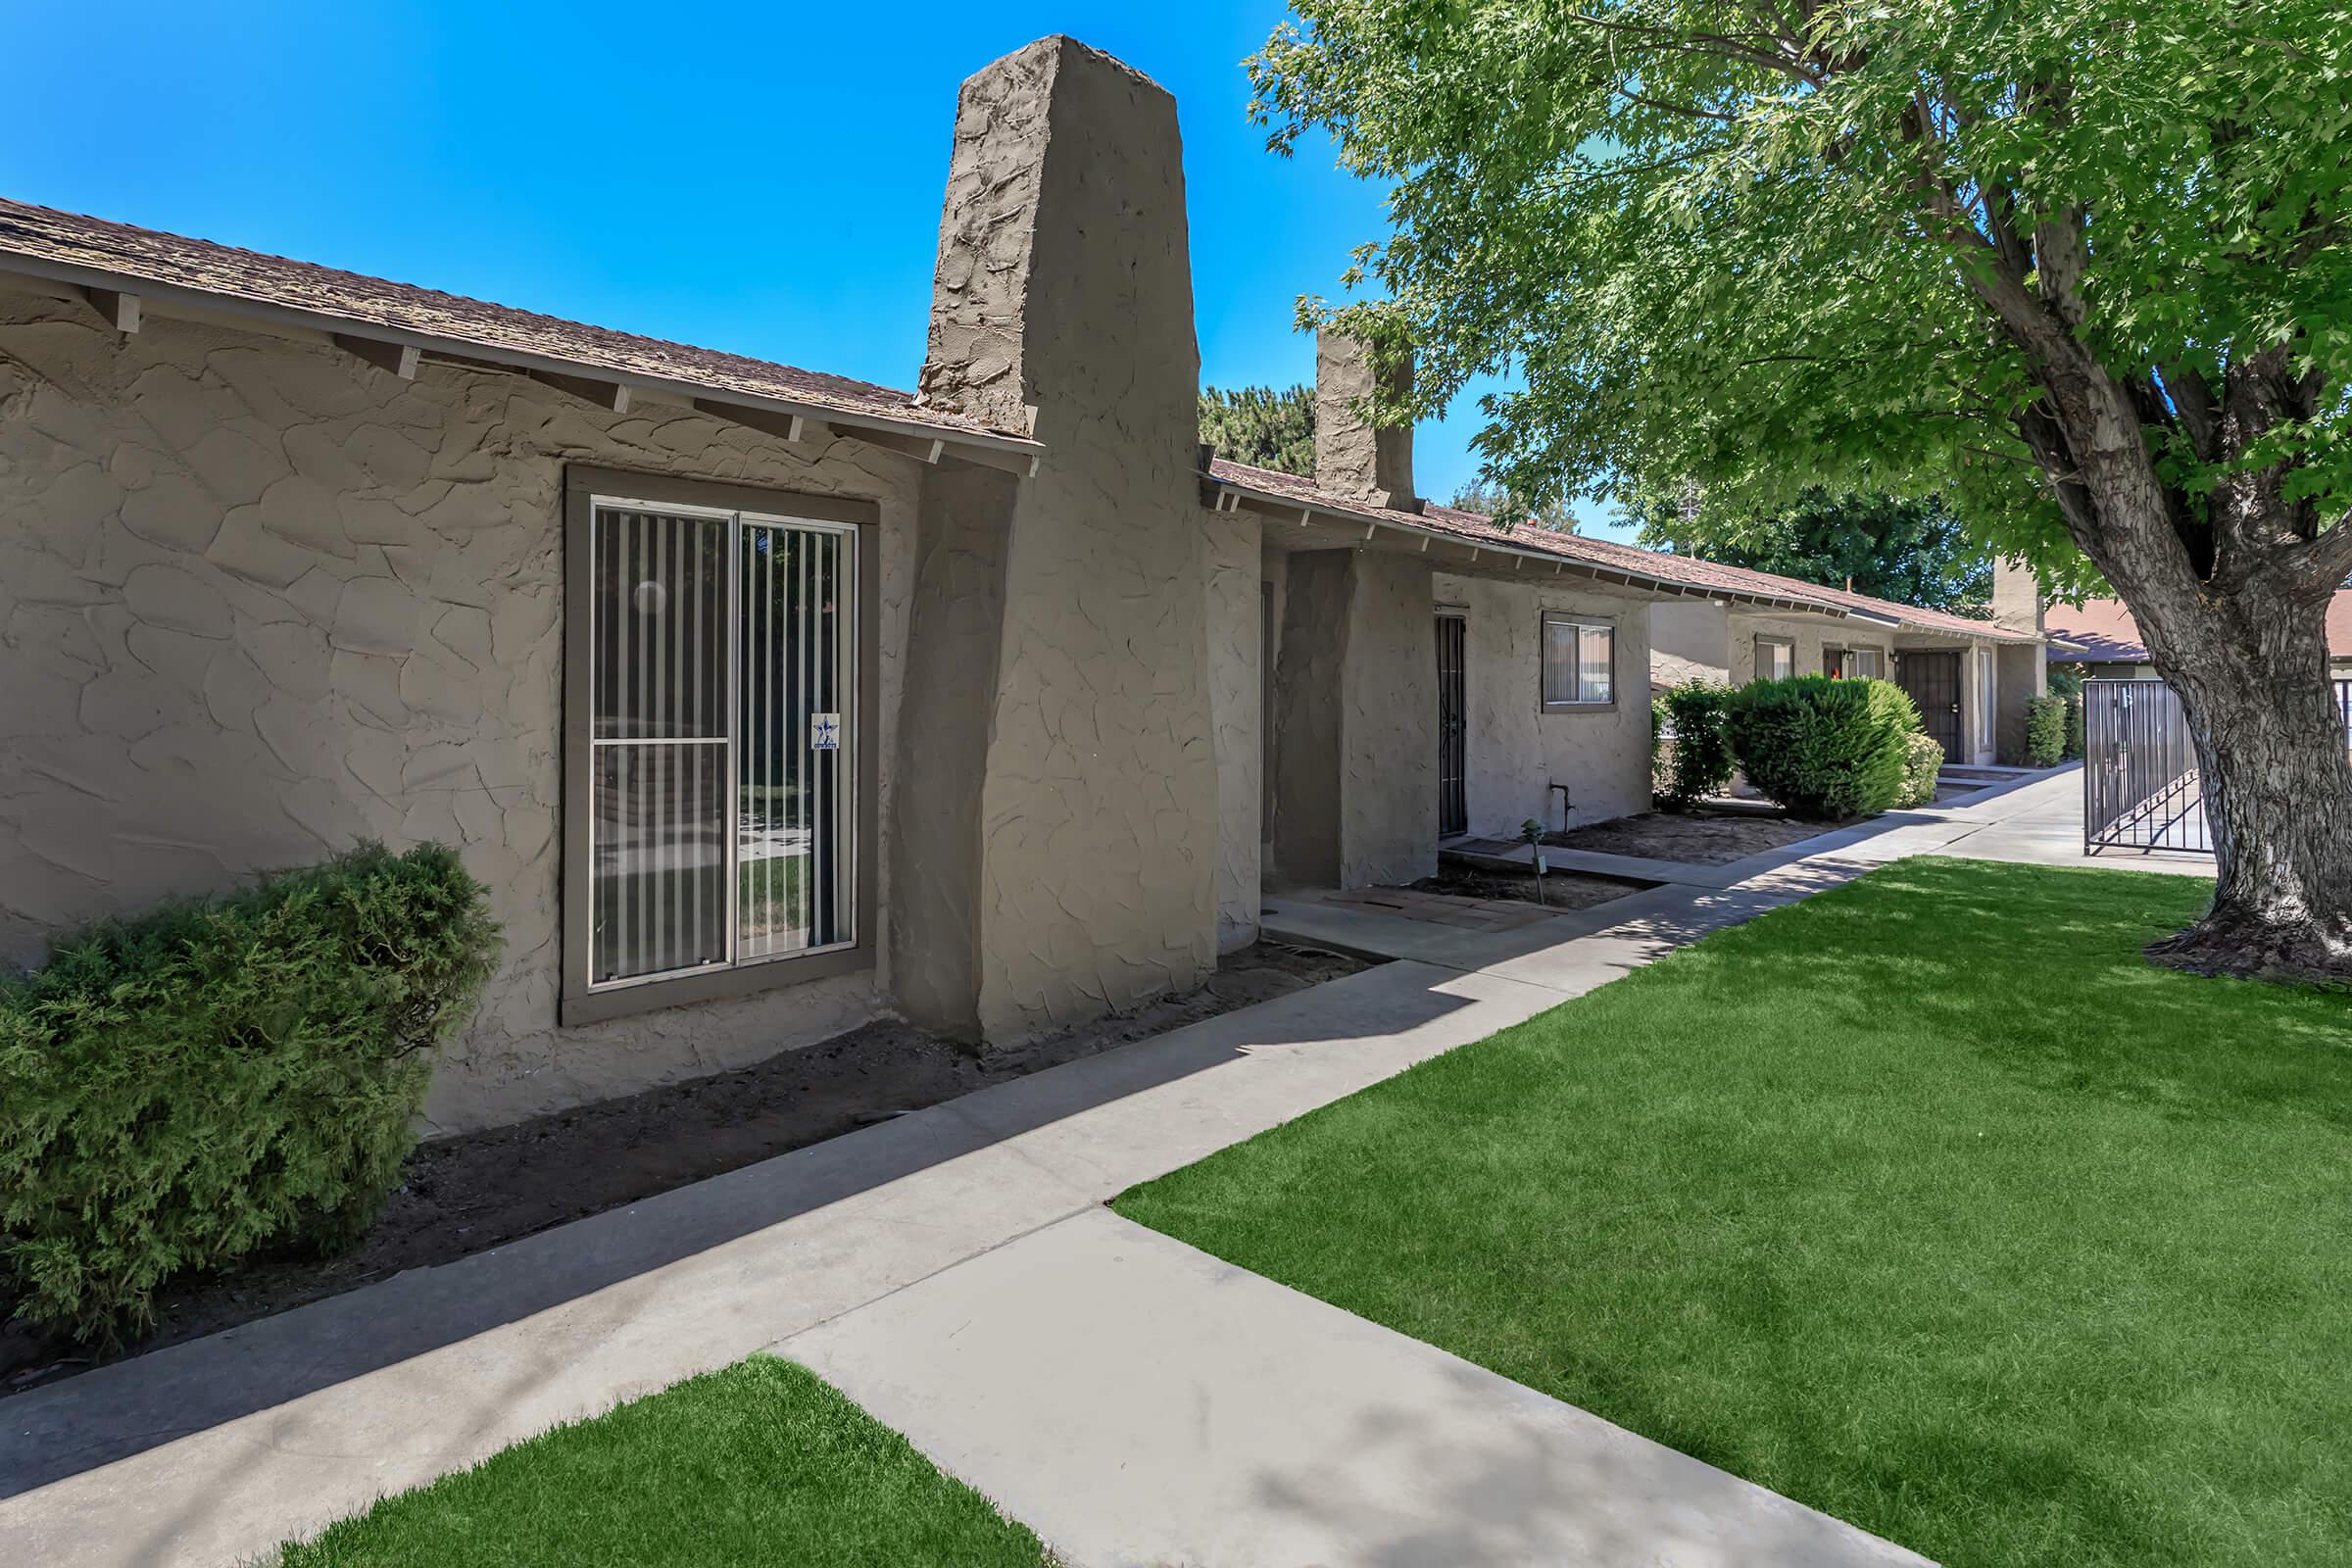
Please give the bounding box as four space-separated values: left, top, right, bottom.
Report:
1655 679 1738 810
2063 693 2084 760
1723 675 1922 819
1897 732 1945 808
1649 695 1671 796
2024 695 2068 767
0 843 501 1346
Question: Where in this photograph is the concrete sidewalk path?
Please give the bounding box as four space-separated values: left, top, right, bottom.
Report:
0 778 2131 1566
788 1208 1929 1568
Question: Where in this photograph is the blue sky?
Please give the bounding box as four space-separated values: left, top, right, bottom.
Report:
4 0 1623 537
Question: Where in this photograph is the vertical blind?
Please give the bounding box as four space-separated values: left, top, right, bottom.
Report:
589 503 855 989
1542 615 1615 706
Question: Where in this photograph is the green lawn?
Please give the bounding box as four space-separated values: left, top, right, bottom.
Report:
275 1356 1046 1567
1115 858 2352 1568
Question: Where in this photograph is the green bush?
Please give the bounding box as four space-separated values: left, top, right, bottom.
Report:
1897 731 1945 808
2024 695 2068 767
2063 693 2084 760
0 843 501 1347
1655 679 1738 810
1723 675 1923 819
1649 695 1670 796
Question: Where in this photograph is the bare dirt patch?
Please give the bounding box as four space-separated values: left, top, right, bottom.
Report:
2 941 1366 1395
1546 808 1841 865
1413 866 1642 910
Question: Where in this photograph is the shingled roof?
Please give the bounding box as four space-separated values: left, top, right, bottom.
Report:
2048 592 2352 663
0 197 1039 458
1207 459 2038 643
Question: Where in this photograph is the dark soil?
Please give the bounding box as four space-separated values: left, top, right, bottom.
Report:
1545 808 1841 865
2 940 1367 1396
1413 866 1642 910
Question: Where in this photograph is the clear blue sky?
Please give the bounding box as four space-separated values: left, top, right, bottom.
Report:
4 0 1623 538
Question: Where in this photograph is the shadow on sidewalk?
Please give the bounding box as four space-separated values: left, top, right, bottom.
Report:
0 959 1484 1501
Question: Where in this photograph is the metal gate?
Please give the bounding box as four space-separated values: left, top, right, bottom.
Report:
1435 612 1467 837
2083 677 2352 855
2083 680 2207 853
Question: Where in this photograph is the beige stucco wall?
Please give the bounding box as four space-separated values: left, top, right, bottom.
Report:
1204 509 1263 948
1724 610 1894 686
1266 547 1438 889
0 280 925 1133
1435 572 1657 835
1648 599 1730 690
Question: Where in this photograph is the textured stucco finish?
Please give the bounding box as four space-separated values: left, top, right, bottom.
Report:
1204 509 1263 949
0 280 921 1133
1312 330 1415 510
917 36 1218 1034
884 461 1015 1040
1724 611 1893 687
1268 548 1438 888
1435 572 1657 836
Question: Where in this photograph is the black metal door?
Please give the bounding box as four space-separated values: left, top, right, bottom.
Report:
1898 650 1962 762
1436 613 1468 836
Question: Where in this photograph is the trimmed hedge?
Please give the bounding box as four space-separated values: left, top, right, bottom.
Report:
0 843 501 1346
1897 731 1945 808
2063 693 2085 760
2024 695 2069 767
1723 675 1923 819
1655 680 1738 809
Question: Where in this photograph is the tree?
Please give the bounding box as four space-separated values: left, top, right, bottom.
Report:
1448 478 1581 532
1252 1 2352 979
1200 383 1315 476
1631 486 1991 612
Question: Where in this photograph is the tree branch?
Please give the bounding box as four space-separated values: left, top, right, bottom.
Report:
2157 363 2223 462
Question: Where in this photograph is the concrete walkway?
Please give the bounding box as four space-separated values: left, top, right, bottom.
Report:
1 772 2151 1567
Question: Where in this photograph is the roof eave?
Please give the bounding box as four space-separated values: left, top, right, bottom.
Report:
0 251 1045 472
1202 473 1853 617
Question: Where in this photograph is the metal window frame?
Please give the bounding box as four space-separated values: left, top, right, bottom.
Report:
1539 610 1618 711
1754 633 1796 681
562 466 879 1027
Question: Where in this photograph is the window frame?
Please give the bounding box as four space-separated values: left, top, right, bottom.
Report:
561 466 880 1027
1850 646 1886 680
1539 611 1618 712
1755 634 1795 681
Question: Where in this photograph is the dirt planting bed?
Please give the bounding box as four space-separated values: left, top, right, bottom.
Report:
2 941 1366 1395
1412 866 1642 910
1545 808 1842 865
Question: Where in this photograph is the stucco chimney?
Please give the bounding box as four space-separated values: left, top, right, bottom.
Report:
1314 328 1419 511
1991 556 2044 635
895 35 1216 1041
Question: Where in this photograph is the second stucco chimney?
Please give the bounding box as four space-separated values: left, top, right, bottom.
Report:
1991 557 2044 636
1315 328 1418 511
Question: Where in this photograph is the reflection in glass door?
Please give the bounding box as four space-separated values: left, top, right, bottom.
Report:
738 520 854 959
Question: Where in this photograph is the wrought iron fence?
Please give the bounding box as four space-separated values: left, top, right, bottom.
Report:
2084 677 2352 855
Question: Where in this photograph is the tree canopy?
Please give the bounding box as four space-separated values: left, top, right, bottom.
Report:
1200 383 1316 476
1448 478 1581 532
1251 1 2352 593
1631 487 1989 611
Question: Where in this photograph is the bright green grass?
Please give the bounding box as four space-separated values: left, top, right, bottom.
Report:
274 1356 1046 1567
1115 858 2352 1568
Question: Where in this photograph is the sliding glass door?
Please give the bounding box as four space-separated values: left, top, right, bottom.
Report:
587 498 857 991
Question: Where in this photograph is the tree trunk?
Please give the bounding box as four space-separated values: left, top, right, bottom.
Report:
2129 581 2352 981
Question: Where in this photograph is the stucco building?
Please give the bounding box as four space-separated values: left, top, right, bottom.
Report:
0 35 2037 1134
1650 562 2045 765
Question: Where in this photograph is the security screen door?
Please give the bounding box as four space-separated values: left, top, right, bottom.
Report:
588 499 856 989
